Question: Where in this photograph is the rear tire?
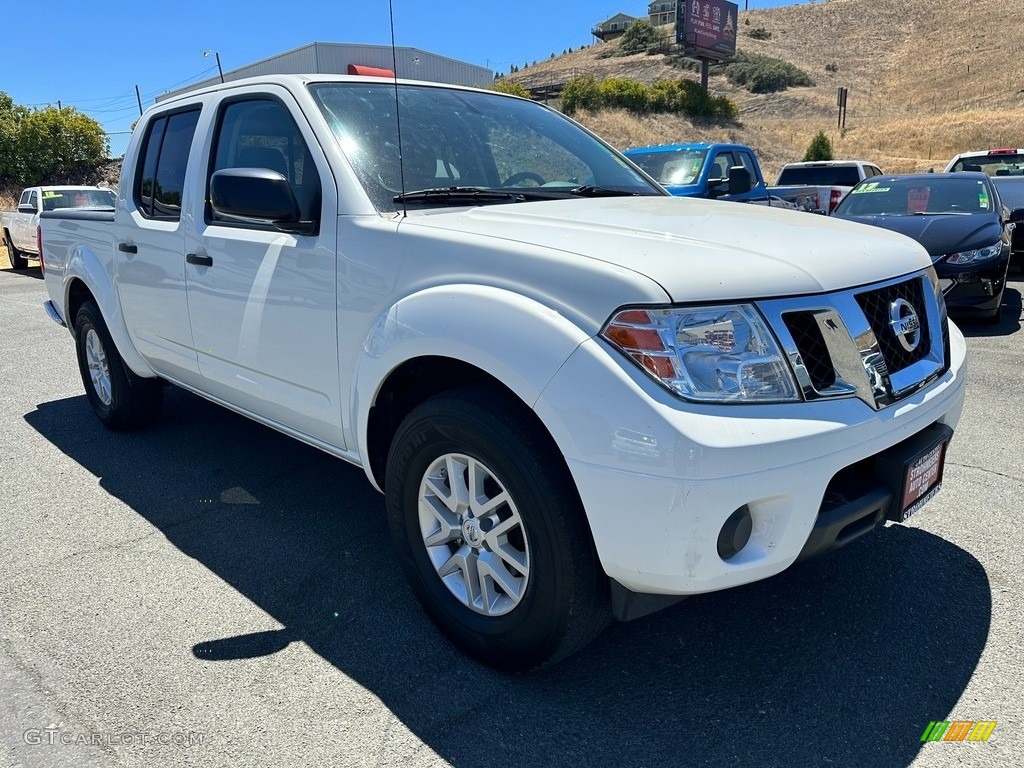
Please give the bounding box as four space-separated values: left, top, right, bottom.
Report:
385 385 610 671
74 300 163 430
4 231 28 270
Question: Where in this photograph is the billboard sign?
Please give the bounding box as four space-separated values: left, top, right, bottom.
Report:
676 0 739 60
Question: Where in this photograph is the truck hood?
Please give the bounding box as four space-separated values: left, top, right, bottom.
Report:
407 196 931 303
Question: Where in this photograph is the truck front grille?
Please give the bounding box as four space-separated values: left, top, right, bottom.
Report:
783 312 836 391
758 271 949 411
855 278 932 374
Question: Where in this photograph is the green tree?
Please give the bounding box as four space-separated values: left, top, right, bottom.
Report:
617 20 661 55
17 107 108 184
0 92 29 182
803 130 834 161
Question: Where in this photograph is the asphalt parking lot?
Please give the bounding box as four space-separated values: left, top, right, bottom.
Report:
2 259 1022 768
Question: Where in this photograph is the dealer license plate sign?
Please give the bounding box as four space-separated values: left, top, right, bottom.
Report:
899 441 946 522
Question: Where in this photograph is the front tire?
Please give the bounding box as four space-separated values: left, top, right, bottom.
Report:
74 300 163 430
385 385 610 671
4 231 28 270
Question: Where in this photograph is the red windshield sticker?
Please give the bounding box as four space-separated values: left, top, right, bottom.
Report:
908 187 930 213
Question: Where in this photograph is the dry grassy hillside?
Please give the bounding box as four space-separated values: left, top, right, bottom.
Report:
511 0 1024 177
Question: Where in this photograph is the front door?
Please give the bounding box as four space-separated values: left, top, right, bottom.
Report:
184 93 342 448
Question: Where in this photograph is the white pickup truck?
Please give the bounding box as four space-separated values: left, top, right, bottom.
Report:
773 160 886 215
2 186 115 269
38 74 966 670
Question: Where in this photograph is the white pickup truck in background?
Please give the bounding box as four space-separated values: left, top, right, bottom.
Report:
2 186 115 269
38 74 966 670
773 160 886 215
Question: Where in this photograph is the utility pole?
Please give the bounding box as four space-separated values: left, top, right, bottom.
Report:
135 85 144 116
202 50 225 83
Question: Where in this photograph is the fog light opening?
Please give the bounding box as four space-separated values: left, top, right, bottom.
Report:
718 505 753 561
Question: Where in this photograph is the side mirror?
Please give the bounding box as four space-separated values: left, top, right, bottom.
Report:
707 178 728 198
1008 208 1024 224
18 204 35 214
728 166 752 196
210 168 316 235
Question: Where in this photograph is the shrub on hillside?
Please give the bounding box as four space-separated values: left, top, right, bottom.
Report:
491 80 531 99
721 52 814 93
616 20 662 56
746 27 771 40
597 78 650 113
649 79 738 120
560 75 601 114
803 130 834 161
560 75 736 121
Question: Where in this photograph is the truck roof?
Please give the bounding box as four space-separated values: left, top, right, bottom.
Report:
780 160 877 168
154 73 511 110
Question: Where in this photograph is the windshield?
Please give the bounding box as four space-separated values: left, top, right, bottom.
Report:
948 153 1024 176
41 189 115 211
777 166 862 186
309 83 662 211
625 149 707 186
834 177 994 216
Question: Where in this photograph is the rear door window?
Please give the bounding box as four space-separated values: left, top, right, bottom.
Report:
134 108 202 221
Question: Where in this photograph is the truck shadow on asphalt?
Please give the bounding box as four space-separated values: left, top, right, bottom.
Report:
0 264 43 279
26 389 991 768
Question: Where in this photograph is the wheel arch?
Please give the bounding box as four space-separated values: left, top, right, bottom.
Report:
62 267 154 380
366 357 523 490
353 284 593 492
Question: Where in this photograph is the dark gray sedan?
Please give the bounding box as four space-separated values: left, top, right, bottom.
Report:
832 173 1024 322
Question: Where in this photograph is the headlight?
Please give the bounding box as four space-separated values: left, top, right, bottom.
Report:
601 305 800 403
945 242 1001 265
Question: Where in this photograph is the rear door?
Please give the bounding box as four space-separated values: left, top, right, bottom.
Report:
184 89 343 447
115 107 203 384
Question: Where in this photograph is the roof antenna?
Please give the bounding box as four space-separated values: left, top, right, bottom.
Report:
388 0 407 217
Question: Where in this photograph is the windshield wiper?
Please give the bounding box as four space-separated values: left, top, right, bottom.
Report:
569 184 641 197
393 186 523 204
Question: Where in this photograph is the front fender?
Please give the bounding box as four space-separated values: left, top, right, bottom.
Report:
63 242 155 379
352 284 591 487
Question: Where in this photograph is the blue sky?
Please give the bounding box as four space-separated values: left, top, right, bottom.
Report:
0 0 797 140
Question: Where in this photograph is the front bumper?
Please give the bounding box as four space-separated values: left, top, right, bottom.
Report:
938 257 1009 313
534 320 967 598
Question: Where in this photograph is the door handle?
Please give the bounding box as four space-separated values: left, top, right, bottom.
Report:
117 242 137 254
186 253 213 267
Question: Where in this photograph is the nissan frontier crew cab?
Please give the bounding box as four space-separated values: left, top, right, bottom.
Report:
38 74 967 671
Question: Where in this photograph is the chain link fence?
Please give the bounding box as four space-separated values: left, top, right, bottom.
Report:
105 132 132 159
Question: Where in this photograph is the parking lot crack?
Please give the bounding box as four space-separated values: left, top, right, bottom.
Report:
947 461 1024 485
